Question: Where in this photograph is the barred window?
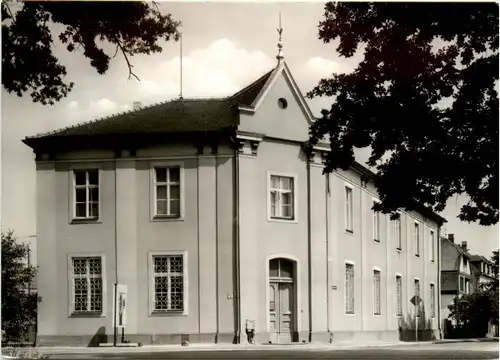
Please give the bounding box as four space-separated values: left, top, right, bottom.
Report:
154 167 181 217
71 257 102 313
396 275 403 316
373 270 381 315
152 255 184 312
270 175 294 219
74 169 99 219
430 283 436 318
345 263 355 314
414 279 421 316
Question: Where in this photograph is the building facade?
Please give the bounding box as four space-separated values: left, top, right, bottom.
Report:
24 59 445 346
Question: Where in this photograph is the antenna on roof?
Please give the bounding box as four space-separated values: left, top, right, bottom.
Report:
276 11 284 64
179 32 184 100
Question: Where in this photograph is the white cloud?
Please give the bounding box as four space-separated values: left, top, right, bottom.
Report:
134 38 275 102
67 100 79 110
302 56 354 80
92 98 118 113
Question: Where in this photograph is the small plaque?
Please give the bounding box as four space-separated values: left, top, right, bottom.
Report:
227 292 234 299
332 285 337 290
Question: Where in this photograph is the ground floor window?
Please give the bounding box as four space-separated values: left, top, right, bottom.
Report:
70 256 103 314
149 252 187 314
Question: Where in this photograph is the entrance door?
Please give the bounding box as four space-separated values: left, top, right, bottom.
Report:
269 258 295 343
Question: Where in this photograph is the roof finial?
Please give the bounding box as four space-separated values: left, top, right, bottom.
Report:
276 11 284 63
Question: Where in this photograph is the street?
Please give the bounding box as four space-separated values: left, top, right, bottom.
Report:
44 342 499 360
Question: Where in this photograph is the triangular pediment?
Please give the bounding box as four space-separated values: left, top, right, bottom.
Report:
236 62 316 142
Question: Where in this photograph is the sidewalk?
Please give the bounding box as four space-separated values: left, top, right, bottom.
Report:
5 338 498 356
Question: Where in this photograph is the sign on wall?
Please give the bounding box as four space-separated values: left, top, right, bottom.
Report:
112 284 128 329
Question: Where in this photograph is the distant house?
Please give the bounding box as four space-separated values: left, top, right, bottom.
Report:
470 254 498 291
440 234 499 338
440 234 473 323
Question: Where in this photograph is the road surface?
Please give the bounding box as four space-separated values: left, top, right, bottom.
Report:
44 342 499 360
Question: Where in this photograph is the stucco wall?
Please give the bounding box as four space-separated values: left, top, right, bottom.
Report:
36 143 236 344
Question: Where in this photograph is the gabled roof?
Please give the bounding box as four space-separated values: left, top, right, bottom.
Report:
237 61 316 123
23 68 275 150
442 236 473 258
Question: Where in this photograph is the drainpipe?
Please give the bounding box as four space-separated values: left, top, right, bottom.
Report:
437 222 443 339
325 173 330 335
113 153 119 347
306 156 313 343
233 139 241 344
215 149 220 343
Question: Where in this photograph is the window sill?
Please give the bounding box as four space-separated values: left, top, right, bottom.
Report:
69 311 103 318
345 229 354 235
373 239 380 244
415 254 420 258
395 314 403 318
373 313 382 317
151 215 184 222
71 218 101 225
344 312 355 317
267 217 298 224
396 247 402 252
150 310 188 317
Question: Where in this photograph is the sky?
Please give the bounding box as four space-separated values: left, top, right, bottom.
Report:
1 2 498 258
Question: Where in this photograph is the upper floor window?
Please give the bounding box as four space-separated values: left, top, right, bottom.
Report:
395 216 402 250
269 175 294 220
70 256 103 315
430 230 435 262
414 222 420 257
74 169 99 219
345 186 353 232
372 201 380 242
154 167 181 217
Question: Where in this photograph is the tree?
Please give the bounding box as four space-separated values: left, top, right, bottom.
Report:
1 231 40 342
2 1 181 105
308 2 498 225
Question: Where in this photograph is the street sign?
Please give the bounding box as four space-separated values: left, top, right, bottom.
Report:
410 295 422 307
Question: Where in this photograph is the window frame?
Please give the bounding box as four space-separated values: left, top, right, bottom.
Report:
344 260 355 315
430 282 436 318
148 251 189 316
267 172 298 223
373 267 382 316
344 184 354 233
72 169 101 221
150 162 185 221
67 253 106 318
414 221 420 257
395 274 403 317
395 213 402 251
430 230 436 262
372 199 381 243
414 277 421 317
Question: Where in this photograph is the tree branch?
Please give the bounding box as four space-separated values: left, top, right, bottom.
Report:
115 38 140 81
